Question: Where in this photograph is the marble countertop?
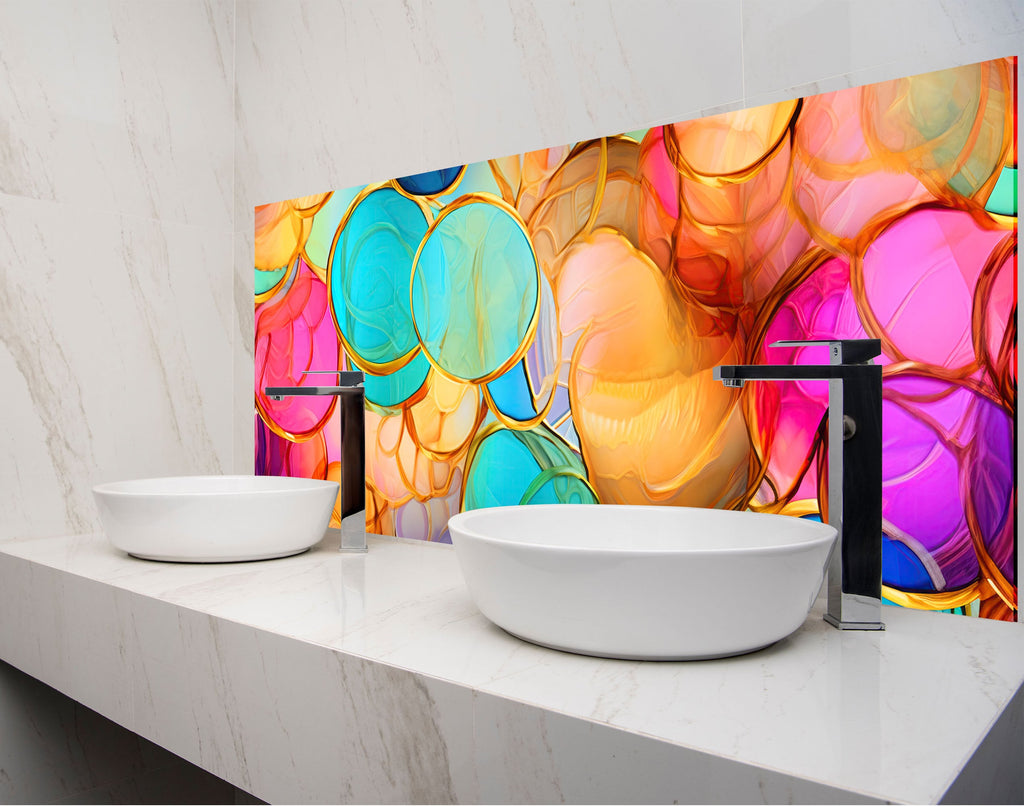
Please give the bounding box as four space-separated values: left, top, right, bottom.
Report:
1 523 1022 804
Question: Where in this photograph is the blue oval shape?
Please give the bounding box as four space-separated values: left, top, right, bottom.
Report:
396 165 464 196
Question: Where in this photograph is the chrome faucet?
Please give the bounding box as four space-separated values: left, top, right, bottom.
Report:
264 370 367 553
713 339 884 630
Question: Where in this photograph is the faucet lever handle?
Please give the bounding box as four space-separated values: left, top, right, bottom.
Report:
770 339 881 365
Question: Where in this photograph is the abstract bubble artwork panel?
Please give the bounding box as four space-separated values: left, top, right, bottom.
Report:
255 58 1017 620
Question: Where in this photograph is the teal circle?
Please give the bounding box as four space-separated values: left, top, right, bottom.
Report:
411 200 539 381
330 188 428 368
462 425 597 510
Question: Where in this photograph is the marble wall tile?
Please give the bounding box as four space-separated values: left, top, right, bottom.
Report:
233 227 256 474
1 0 237 542
0 0 235 229
409 0 744 174
233 0 427 216
234 0 1021 210
744 43 1024 115
742 0 1024 102
232 0 744 214
0 192 233 540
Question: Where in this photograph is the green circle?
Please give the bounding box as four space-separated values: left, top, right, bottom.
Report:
411 200 539 381
330 187 428 368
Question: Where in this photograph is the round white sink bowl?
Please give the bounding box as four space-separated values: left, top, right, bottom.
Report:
93 475 338 562
448 504 838 661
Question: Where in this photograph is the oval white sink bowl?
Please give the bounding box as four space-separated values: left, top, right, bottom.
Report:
93 476 338 562
448 504 838 661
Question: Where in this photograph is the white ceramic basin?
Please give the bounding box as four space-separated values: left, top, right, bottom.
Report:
93 476 338 562
448 504 838 661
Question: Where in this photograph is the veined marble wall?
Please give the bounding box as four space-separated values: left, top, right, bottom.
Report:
0 0 236 542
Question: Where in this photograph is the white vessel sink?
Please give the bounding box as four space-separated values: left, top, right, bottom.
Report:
93 476 338 562
448 504 837 660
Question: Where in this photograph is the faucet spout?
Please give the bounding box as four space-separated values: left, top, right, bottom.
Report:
263 370 367 554
713 363 879 384
715 339 885 631
264 370 365 399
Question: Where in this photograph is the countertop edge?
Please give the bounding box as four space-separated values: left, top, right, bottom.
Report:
1 533 1022 804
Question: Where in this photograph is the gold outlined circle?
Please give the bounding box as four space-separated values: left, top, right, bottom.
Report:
458 420 598 512
409 192 542 385
326 182 434 375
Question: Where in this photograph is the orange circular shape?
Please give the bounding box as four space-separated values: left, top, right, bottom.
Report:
665 100 799 180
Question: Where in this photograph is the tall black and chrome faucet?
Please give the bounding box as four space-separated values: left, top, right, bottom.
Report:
714 339 884 630
264 370 367 553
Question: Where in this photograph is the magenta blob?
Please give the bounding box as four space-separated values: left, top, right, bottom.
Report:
255 413 328 480
964 397 1015 583
859 207 1012 370
255 258 340 439
756 256 869 501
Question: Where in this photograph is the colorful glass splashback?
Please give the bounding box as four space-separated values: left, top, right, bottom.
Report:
255 57 1018 620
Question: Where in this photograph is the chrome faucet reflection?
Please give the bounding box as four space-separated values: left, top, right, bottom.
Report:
713 339 884 630
265 370 367 553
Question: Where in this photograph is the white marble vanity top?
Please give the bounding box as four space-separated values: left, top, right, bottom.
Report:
0 525 1022 804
